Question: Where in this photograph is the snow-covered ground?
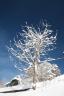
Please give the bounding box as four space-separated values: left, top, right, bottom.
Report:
0 75 64 96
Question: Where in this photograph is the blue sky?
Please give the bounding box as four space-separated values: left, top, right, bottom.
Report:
0 0 64 82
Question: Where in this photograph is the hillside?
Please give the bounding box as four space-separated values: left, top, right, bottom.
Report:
0 75 64 96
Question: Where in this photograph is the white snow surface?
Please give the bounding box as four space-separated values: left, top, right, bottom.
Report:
0 74 64 96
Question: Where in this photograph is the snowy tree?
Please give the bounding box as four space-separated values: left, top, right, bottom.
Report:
7 22 57 89
27 60 61 82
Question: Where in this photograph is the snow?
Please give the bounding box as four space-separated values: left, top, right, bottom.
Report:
0 75 64 96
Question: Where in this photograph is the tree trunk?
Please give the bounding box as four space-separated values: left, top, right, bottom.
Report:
32 62 36 90
32 58 39 90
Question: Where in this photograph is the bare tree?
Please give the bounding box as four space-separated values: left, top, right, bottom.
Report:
8 22 57 89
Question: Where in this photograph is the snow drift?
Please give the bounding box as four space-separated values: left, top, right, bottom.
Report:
0 74 64 96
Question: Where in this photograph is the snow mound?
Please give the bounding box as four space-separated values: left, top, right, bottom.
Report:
0 75 64 96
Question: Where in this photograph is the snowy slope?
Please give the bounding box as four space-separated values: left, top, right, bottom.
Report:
0 75 64 96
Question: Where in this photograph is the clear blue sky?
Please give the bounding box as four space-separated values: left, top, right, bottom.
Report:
0 0 64 82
